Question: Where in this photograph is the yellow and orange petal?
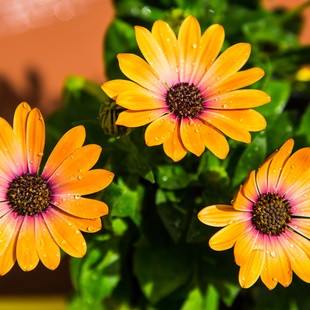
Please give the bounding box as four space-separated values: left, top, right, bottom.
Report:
102 15 270 162
198 139 310 289
0 102 114 275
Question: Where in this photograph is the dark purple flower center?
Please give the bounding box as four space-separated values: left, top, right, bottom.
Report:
166 82 204 118
6 173 51 216
251 192 292 236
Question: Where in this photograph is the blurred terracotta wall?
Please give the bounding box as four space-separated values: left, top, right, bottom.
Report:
0 0 115 119
0 0 309 122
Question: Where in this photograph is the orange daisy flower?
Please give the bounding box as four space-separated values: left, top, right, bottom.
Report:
198 139 310 289
0 102 114 275
102 15 270 162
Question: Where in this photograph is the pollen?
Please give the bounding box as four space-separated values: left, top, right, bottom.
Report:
166 82 204 118
6 173 51 216
251 192 292 236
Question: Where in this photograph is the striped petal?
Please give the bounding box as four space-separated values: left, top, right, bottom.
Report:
13 102 31 173
145 114 177 146
198 204 250 227
277 147 310 200
52 169 114 196
204 68 265 98
47 144 102 187
242 171 259 203
42 208 87 257
209 220 252 251
0 214 23 275
178 15 201 82
35 214 61 270
26 108 45 174
237 230 265 288
0 117 24 178
281 230 310 283
118 53 167 94
42 126 86 179
233 185 255 211
267 138 294 193
16 215 39 271
163 123 187 162
116 109 168 127
151 19 179 83
198 122 229 160
51 196 108 218
180 118 205 156
117 90 167 110
200 110 252 143
190 24 224 85
199 43 251 89
102 79 149 99
135 25 175 83
206 89 271 109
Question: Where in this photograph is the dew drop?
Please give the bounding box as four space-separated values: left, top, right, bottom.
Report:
195 129 199 133
222 104 229 109
61 240 67 246
155 137 159 141
87 226 95 232
272 277 278 282
291 164 295 169
270 251 276 258
62 198 66 202
43 253 47 258
108 174 114 179
38 152 44 157
289 243 295 248
77 175 83 180
75 229 80 234
192 43 197 49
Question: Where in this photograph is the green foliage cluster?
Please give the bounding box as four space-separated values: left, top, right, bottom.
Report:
45 0 310 309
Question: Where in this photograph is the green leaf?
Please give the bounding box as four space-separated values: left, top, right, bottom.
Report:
180 287 204 310
256 79 291 118
105 178 144 226
156 165 196 190
232 132 267 187
133 238 192 304
156 189 190 242
104 18 137 80
297 103 310 144
70 238 121 308
265 111 295 154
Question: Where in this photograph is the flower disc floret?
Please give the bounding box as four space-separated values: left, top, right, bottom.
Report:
166 82 204 118
7 173 51 216
251 193 292 236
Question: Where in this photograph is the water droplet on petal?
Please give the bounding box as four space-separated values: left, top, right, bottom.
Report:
61 240 67 246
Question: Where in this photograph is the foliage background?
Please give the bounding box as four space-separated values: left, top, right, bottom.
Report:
44 0 310 309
